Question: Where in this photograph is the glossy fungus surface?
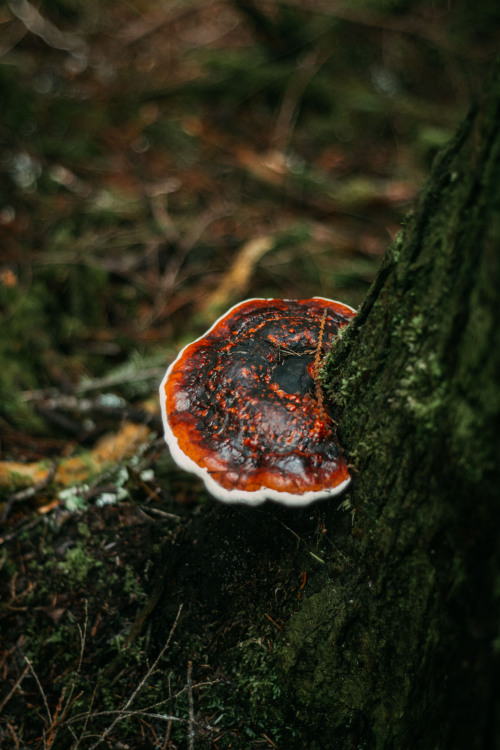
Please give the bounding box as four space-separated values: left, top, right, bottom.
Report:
160 297 356 506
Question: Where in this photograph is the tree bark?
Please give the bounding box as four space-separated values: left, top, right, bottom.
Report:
277 59 500 748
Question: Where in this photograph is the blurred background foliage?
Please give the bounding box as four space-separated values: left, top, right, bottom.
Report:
1 0 499 450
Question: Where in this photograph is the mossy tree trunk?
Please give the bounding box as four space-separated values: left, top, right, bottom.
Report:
277 60 500 748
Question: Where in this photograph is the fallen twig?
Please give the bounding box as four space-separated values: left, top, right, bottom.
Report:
187 660 195 750
88 603 184 749
0 664 30 713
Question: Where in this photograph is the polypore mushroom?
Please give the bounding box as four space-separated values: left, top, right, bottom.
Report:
159 297 355 506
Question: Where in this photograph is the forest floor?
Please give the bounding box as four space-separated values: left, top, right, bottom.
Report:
1 1 498 747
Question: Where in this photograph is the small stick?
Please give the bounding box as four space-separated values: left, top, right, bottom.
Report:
313 310 327 411
6 722 21 750
264 613 283 631
262 733 278 748
187 660 195 750
0 664 30 712
88 604 183 750
25 656 53 734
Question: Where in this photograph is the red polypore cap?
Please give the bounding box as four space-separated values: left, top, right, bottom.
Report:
159 297 356 506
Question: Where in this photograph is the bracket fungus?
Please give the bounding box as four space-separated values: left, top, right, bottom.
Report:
159 297 356 506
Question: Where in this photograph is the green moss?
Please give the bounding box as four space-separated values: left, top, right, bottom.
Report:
198 633 297 748
276 531 451 749
58 543 103 587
